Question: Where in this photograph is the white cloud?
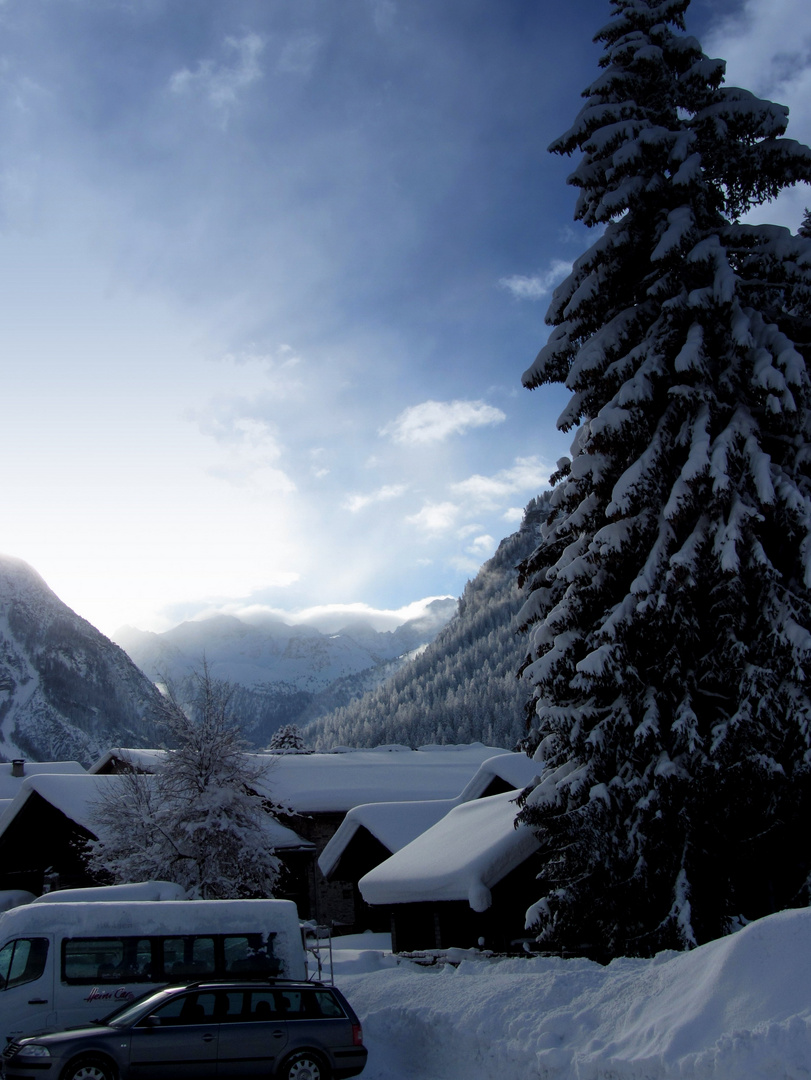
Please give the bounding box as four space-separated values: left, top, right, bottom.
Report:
381 399 506 445
704 0 811 103
201 415 296 495
466 533 496 558
343 483 408 513
499 259 572 301
406 501 460 535
451 455 550 509
503 506 525 523
170 32 264 117
198 595 452 633
449 553 486 575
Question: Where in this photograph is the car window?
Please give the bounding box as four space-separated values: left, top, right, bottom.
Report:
106 989 178 1028
149 991 218 1026
277 990 304 1015
314 991 346 1019
277 989 335 1018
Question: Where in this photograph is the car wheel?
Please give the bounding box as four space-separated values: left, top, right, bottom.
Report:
278 1049 330 1080
60 1055 117 1080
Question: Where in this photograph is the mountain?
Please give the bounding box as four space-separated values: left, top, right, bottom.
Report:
303 494 551 750
0 556 165 765
114 598 457 747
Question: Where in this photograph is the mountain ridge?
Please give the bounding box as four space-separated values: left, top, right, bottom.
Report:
114 597 458 745
0 554 165 765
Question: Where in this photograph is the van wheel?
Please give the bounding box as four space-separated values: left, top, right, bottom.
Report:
61 1055 117 1080
279 1049 329 1080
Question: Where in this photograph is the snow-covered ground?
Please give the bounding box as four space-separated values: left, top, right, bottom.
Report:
330 909 811 1079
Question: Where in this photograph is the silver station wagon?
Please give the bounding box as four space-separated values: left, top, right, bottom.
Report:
1 980 368 1080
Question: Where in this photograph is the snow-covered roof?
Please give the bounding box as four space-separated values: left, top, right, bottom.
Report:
318 799 455 879
319 752 539 878
257 744 511 812
88 749 168 774
0 774 312 851
358 789 540 912
455 752 540 802
0 760 85 800
90 743 509 813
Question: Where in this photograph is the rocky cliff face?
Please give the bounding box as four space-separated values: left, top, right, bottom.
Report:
0 556 165 765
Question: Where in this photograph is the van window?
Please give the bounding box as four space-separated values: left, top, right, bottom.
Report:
163 936 216 978
223 934 280 976
63 938 153 983
0 938 48 990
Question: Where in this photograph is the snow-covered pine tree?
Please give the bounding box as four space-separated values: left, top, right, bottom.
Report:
516 0 811 958
266 723 310 753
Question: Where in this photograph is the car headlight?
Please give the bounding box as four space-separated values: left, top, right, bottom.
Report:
17 1045 51 1058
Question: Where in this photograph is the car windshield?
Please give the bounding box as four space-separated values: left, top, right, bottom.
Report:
101 988 182 1028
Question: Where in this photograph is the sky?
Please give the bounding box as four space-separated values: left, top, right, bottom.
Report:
1 0 810 638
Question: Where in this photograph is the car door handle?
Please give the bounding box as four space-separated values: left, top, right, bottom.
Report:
28 999 49 1005
273 1031 285 1039
202 1034 215 1042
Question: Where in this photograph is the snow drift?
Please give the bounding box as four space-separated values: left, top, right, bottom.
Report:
337 907 811 1079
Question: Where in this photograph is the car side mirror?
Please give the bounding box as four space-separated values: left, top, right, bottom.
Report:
143 1015 161 1028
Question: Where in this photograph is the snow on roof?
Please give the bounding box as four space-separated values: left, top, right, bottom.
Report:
359 789 539 912
456 752 540 802
88 749 167 774
0 774 312 850
0 760 85 800
318 799 455 879
255 743 509 812
92 743 510 813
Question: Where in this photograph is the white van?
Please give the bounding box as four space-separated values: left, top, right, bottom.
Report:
0 899 305 1040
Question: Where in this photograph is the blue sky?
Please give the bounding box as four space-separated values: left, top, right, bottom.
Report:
1 0 810 636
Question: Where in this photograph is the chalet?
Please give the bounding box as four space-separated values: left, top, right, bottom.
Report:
358 788 542 952
317 799 454 931
318 751 540 934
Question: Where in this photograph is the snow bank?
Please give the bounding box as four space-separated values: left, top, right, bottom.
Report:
335 909 811 1079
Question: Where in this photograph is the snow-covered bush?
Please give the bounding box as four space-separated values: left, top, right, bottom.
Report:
266 723 311 753
87 665 281 899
